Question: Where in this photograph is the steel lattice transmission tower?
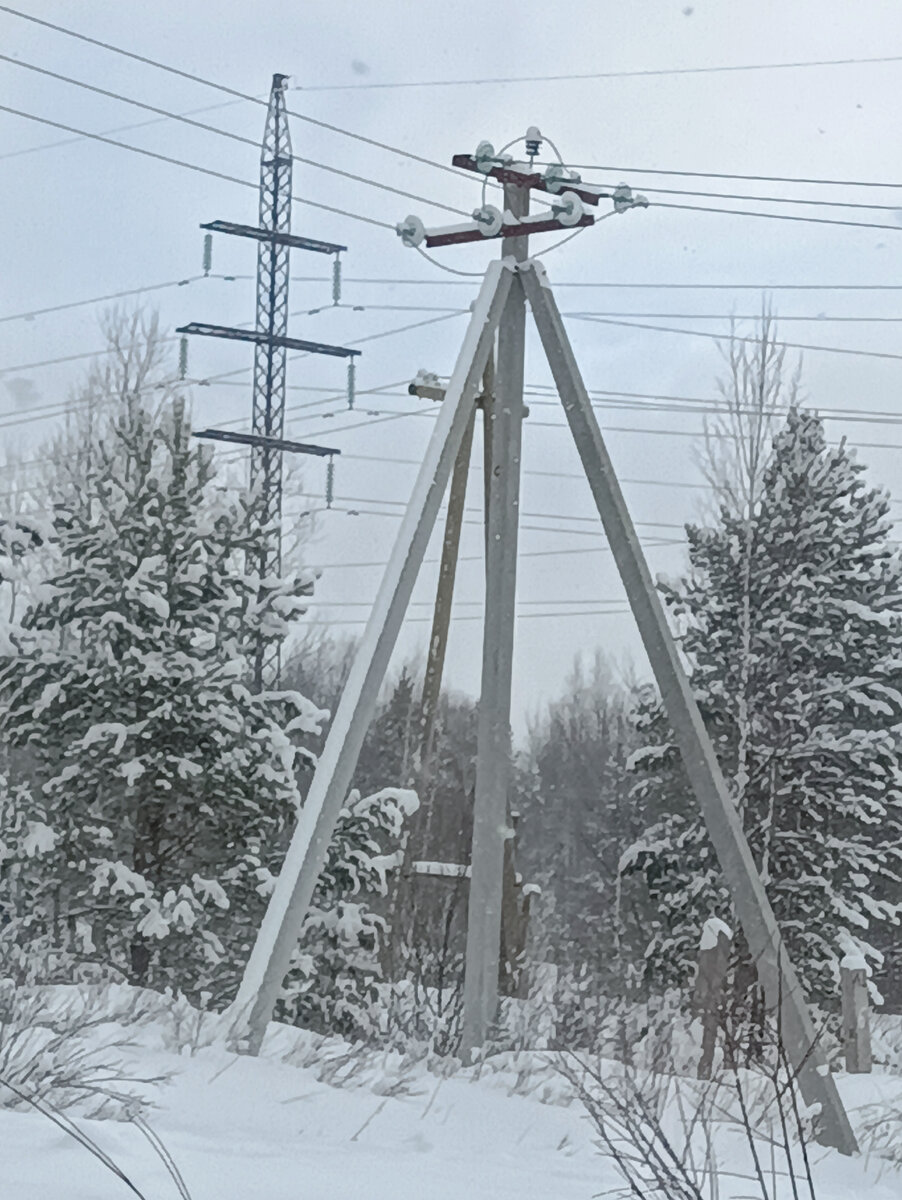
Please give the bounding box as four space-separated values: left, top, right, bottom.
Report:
251 73 292 610
178 73 359 689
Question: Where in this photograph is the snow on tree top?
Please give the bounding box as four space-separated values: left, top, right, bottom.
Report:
699 917 733 951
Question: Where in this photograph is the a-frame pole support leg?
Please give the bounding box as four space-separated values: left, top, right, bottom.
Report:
418 407 477 788
461 249 528 1057
520 259 857 1157
230 259 515 1053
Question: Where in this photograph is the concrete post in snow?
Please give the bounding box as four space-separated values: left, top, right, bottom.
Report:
840 953 872 1074
694 917 732 1080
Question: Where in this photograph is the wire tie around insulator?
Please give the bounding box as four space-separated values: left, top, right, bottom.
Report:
326 456 335 509
347 359 356 410
612 183 648 213
332 253 342 305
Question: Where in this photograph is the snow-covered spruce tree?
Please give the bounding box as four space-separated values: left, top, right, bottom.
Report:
278 785 419 1038
621 407 902 1007
0 390 324 995
0 320 417 1035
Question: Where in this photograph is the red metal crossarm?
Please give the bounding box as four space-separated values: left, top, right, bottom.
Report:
451 153 613 207
426 212 594 249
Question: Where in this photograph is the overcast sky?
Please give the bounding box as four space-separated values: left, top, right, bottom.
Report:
3 1 902 734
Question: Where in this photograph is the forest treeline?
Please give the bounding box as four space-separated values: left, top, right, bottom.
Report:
2 308 902 1051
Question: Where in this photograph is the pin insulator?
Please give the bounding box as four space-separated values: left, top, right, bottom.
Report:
202 233 213 276
332 254 342 305
525 126 542 160
474 140 496 173
552 190 585 227
612 184 648 213
347 359 356 410
396 215 425 247
544 163 580 194
471 204 503 238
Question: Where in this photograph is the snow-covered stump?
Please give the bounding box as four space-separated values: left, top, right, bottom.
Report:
693 918 732 1080
840 955 872 1074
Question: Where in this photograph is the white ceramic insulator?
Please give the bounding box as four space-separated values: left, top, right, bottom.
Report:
543 164 570 194
474 140 496 174
397 215 426 247
554 190 585 227
472 204 503 238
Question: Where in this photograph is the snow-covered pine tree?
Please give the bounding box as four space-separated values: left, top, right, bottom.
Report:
0 390 323 996
622 407 902 1006
278 784 419 1038
0 315 418 1037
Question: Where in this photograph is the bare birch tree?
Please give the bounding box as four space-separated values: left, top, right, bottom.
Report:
695 305 802 817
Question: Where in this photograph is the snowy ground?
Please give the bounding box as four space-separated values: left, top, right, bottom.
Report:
2 996 902 1199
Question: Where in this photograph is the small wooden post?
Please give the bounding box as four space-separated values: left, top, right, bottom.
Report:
694 918 732 1080
840 955 872 1074
498 811 532 999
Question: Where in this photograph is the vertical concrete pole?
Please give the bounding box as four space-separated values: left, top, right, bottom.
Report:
461 186 529 1057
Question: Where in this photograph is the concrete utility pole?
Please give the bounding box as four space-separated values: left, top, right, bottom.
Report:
461 179 529 1055
231 128 858 1156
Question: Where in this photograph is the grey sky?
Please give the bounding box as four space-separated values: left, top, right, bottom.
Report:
3 0 902 734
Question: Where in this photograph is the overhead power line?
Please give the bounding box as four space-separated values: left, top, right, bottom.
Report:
556 162 902 192
570 314 902 363
5 94 887 241
650 200 902 235
0 276 204 324
291 53 902 90
0 6 479 189
287 275 902 292
0 6 272 102
5 13 900 242
0 54 469 219
9 272 902 334
307 596 629 608
0 306 465 430
2 334 179 375
6 5 902 96
0 93 252 163
284 401 902 456
5 6 902 217
0 104 395 230
300 608 633 627
568 311 902 323
583 181 902 213
282 488 686 533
